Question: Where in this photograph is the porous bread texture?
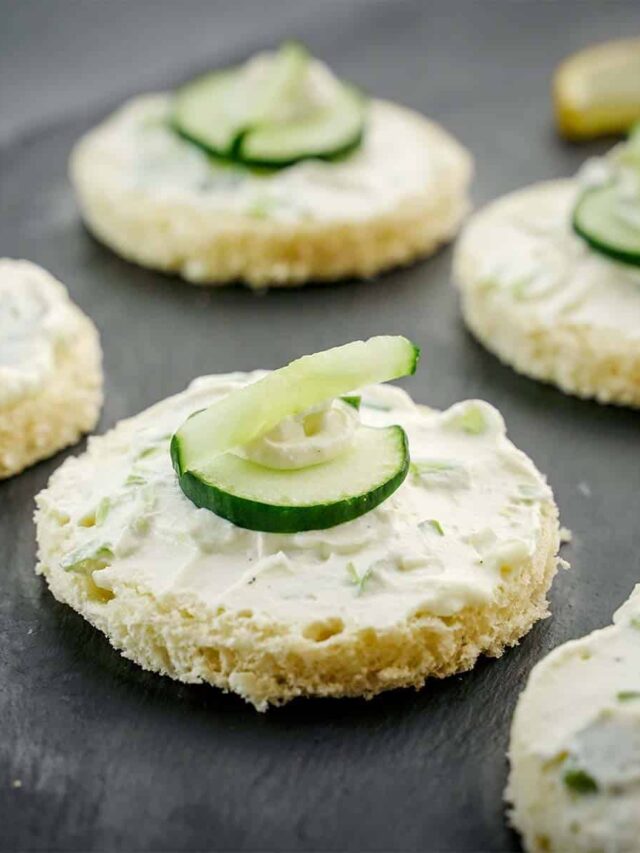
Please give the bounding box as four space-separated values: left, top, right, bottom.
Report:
35 491 559 711
70 102 472 288
454 180 640 408
0 310 103 479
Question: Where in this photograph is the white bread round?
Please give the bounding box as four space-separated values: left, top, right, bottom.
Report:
35 375 560 710
508 587 640 852
454 179 640 408
0 260 103 479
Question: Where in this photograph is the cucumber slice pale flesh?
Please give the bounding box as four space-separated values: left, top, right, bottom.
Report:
174 424 409 533
573 185 640 267
238 85 365 168
172 69 243 159
172 336 419 475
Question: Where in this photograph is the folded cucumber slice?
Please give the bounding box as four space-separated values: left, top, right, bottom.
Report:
173 425 409 533
172 43 366 167
173 42 308 159
238 85 365 168
573 185 640 267
172 69 242 159
172 336 419 474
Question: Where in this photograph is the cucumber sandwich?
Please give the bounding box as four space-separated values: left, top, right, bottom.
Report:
70 41 472 286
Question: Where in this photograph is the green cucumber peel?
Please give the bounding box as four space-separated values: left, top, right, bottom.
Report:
172 424 410 533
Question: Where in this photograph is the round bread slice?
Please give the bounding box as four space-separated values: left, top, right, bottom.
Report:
70 94 472 288
0 259 103 479
453 179 640 408
35 374 560 711
507 586 640 853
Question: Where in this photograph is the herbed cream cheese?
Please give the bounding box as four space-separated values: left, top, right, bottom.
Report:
0 259 80 408
461 179 640 339
508 587 640 852
74 92 456 225
37 373 554 630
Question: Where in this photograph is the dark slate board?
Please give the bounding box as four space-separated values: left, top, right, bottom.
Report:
1 2 639 851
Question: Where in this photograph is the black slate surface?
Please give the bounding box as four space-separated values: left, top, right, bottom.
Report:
1 2 640 851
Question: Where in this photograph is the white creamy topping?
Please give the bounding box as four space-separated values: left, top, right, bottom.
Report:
239 51 343 124
78 92 460 224
465 180 640 338
241 398 359 469
510 587 640 851
39 373 553 630
0 259 80 407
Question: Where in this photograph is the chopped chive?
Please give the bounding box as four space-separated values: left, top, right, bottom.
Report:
630 616 640 631
345 561 373 595
340 395 361 411
125 473 146 487
617 690 640 702
62 544 114 574
137 446 160 459
563 769 598 794
361 400 391 412
420 519 444 536
95 497 111 526
454 406 486 435
412 460 455 474
345 561 359 585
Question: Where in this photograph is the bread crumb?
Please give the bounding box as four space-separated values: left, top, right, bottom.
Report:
559 527 573 545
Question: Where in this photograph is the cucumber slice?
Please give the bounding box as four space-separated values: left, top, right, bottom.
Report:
173 425 409 533
172 43 366 167
238 85 365 167
172 336 419 474
172 69 242 159
173 42 308 159
573 185 640 267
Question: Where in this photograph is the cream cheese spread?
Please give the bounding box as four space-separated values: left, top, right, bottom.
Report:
0 259 80 408
509 587 640 852
462 179 640 339
241 398 359 469
74 92 459 225
38 373 554 630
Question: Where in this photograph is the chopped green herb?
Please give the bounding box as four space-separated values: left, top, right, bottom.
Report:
411 459 470 491
95 497 111 527
454 406 486 435
630 616 640 631
617 690 640 702
412 460 455 475
542 750 569 771
345 561 359 584
125 473 147 487
517 484 545 504
563 769 598 795
132 515 152 536
137 446 161 459
345 561 373 595
340 395 361 411
361 400 392 412
420 519 444 536
511 274 535 300
61 544 114 574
